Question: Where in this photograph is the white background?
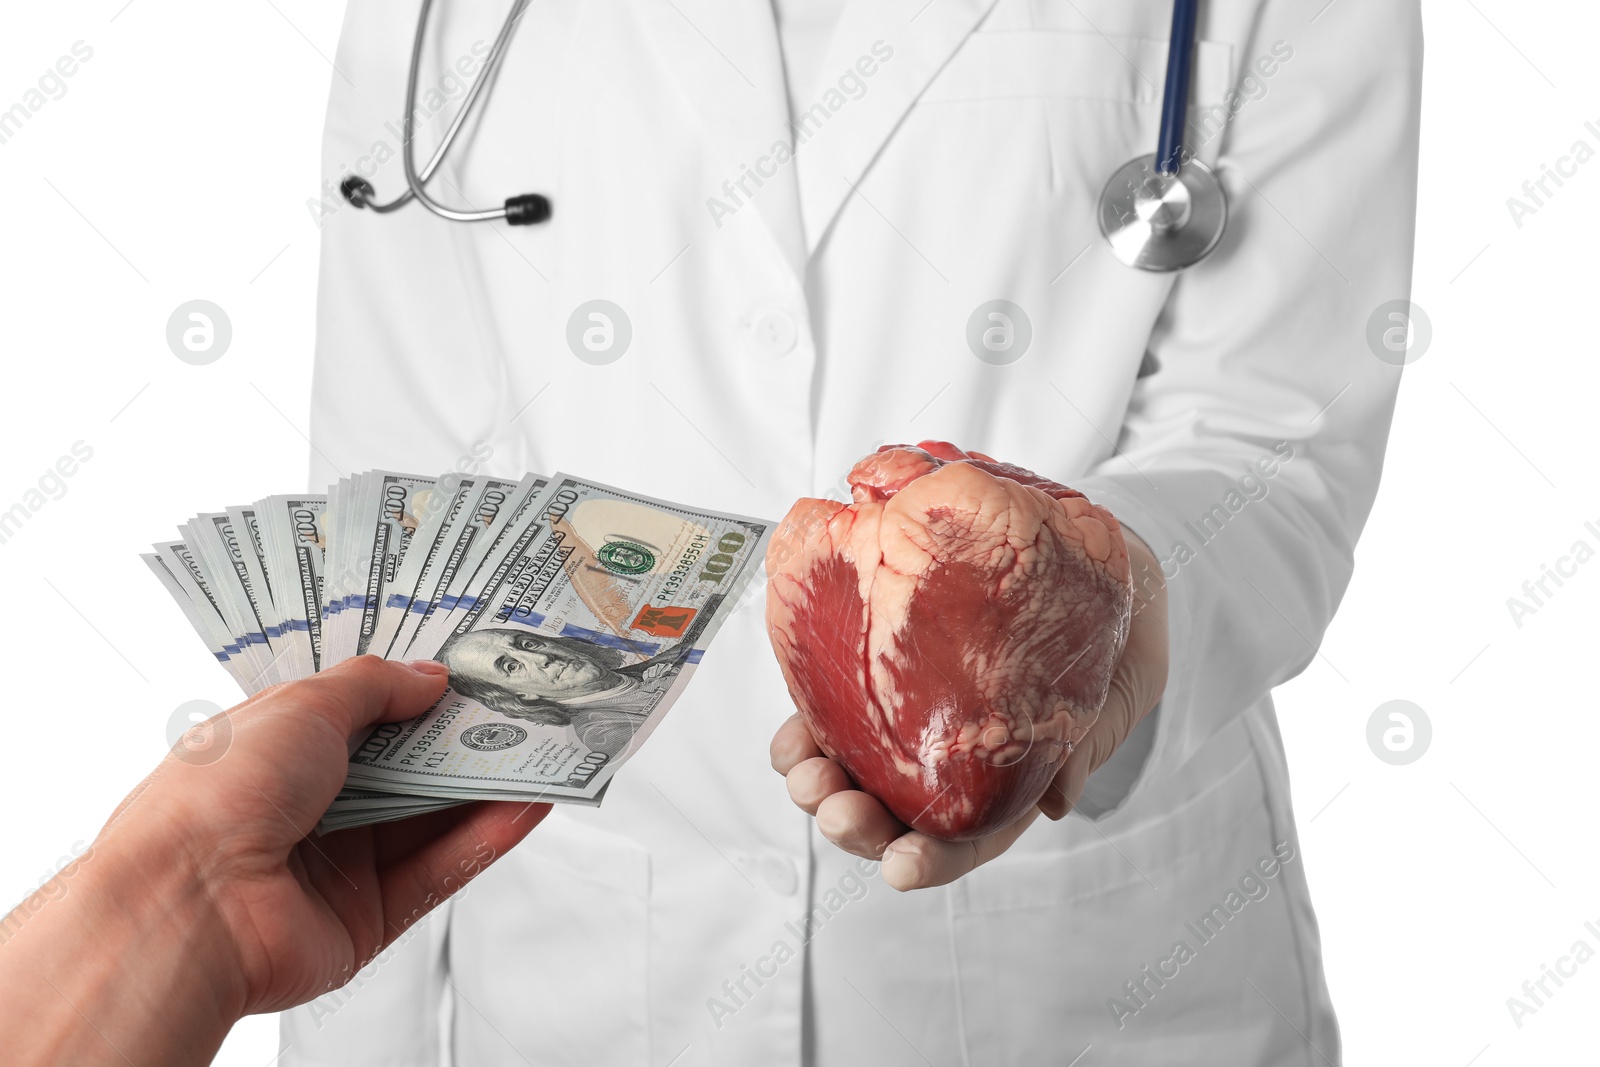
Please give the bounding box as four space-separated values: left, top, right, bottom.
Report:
0 2 1594 1064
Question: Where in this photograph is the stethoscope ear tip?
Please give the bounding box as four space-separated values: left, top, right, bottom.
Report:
505 193 552 226
340 175 376 210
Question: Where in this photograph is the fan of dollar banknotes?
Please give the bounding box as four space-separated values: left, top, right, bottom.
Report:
144 470 771 831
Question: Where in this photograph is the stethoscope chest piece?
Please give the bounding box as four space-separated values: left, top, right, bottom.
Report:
1095 0 1227 273
1098 154 1227 273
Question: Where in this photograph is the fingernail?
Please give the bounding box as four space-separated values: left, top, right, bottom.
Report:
880 845 897 864
407 659 450 677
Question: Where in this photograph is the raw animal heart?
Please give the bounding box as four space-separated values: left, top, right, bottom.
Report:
765 442 1133 841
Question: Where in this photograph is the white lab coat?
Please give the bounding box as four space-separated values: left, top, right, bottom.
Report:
285 1 1422 1064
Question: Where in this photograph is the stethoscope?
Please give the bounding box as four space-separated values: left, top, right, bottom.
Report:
340 0 550 226
1097 0 1227 272
344 0 1225 272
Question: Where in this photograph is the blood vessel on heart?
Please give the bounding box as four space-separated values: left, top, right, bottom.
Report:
765 442 1133 841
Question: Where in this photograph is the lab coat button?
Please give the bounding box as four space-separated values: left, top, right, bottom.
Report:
749 309 799 357
760 853 800 896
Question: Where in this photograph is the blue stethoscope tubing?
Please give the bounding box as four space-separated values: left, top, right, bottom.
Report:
1156 0 1199 175
1098 0 1228 272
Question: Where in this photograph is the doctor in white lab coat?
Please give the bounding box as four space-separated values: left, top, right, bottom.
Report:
285 1 1422 1063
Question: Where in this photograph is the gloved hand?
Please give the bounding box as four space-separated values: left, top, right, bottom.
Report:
772 531 1168 891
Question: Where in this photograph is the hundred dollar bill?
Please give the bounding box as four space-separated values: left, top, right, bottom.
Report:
321 475 370 663
343 474 770 802
142 549 254 692
317 478 353 657
148 541 259 693
362 472 475 660
256 495 328 678
317 784 607 833
380 473 546 660
225 504 288 681
404 473 551 658
143 468 768 829
178 518 263 687
325 472 439 664
184 513 290 691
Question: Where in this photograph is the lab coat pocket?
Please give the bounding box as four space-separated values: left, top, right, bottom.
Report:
912 30 1232 189
945 740 1312 1066
448 815 651 1066
874 29 1232 314
924 31 1230 110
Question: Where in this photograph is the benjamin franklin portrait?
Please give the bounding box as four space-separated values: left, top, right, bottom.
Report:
437 628 682 757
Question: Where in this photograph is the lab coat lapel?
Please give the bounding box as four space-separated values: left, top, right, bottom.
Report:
636 0 807 279
795 0 1003 256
